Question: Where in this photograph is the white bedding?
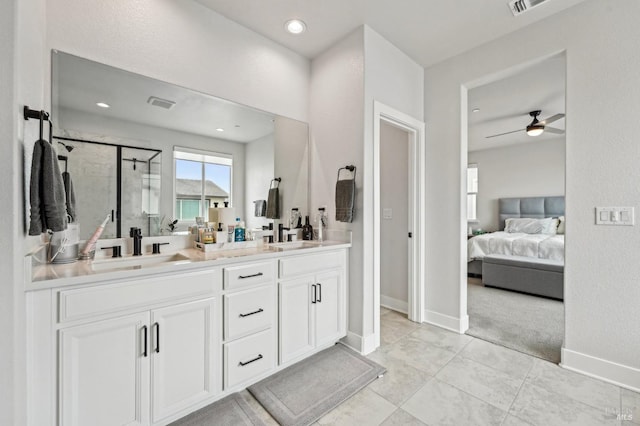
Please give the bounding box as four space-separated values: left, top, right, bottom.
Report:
468 231 564 262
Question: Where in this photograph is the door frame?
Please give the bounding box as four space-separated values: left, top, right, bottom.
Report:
373 101 426 348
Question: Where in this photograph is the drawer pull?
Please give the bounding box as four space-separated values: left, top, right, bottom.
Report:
142 325 148 357
239 354 263 367
317 283 322 303
239 272 264 279
239 308 264 318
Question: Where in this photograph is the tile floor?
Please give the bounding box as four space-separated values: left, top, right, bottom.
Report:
242 307 639 426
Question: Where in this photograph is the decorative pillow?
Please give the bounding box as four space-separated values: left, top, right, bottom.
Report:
557 216 565 234
505 217 556 234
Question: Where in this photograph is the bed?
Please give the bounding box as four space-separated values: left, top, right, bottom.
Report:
467 196 565 299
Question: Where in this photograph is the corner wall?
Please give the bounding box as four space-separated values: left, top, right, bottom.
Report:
424 0 640 389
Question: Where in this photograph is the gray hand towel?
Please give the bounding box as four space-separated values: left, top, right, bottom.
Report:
335 179 355 223
29 139 68 235
62 171 76 222
266 188 280 219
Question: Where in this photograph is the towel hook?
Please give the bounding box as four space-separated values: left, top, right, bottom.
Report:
24 106 53 142
270 177 281 189
337 165 356 182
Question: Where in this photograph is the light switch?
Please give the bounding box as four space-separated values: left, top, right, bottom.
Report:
383 208 393 220
595 207 634 225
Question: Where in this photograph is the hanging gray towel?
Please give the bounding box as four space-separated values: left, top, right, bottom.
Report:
29 139 68 235
335 179 355 223
254 199 266 217
266 188 280 219
62 171 76 222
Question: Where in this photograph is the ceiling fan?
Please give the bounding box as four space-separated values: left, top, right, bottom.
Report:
486 110 565 139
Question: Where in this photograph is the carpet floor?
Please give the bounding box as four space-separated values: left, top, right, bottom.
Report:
248 344 386 426
466 283 564 363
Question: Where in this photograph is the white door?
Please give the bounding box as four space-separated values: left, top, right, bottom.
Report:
279 277 314 364
314 270 344 347
59 312 150 426
151 298 219 423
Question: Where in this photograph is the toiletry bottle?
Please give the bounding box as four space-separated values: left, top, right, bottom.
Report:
315 207 326 242
227 224 235 243
302 215 313 240
234 217 245 242
216 223 226 244
202 228 214 244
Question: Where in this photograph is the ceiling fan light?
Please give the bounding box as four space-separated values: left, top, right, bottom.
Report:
526 124 544 137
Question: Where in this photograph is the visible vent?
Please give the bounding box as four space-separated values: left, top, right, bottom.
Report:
508 0 548 16
147 96 176 110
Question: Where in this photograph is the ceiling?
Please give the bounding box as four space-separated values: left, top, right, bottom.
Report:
53 52 276 143
468 54 565 152
194 0 585 67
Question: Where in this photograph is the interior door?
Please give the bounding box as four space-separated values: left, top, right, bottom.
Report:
314 270 343 347
151 298 219 423
279 277 314 364
59 312 150 426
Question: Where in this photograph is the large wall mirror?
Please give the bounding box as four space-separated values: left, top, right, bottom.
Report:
51 51 309 240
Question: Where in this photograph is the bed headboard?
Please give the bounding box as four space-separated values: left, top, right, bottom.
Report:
498 196 565 230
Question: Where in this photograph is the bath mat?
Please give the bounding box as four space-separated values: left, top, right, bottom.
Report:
169 392 266 426
248 344 386 426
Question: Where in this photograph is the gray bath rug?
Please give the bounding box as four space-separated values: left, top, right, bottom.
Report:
248 343 386 426
169 392 266 426
467 283 564 363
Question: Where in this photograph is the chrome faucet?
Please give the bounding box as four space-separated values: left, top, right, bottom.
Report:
130 227 143 256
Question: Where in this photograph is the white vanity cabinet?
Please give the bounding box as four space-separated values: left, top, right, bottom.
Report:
278 250 347 365
56 269 221 426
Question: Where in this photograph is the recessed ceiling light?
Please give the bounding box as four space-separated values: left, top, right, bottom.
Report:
472 108 480 113
96 102 110 108
216 128 224 132
285 19 306 34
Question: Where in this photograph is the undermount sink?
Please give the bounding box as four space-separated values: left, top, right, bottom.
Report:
91 253 192 272
269 241 321 251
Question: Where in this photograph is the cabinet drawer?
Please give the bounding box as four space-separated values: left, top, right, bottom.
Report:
224 329 274 389
279 251 343 278
223 261 275 290
58 270 218 323
224 286 273 341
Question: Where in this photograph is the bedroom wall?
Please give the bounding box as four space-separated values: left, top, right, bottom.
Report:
468 137 566 232
424 0 640 389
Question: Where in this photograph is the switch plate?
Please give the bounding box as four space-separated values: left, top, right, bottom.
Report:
383 208 393 220
595 207 634 225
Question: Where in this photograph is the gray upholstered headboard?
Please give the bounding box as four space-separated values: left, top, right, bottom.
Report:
499 196 565 230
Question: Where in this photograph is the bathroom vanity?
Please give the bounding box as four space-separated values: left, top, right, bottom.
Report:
25 240 349 426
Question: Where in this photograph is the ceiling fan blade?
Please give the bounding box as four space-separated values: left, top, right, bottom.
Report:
485 129 523 139
545 127 565 135
540 113 565 125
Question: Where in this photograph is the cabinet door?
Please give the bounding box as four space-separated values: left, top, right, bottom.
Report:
279 277 314 364
59 312 150 426
314 270 344 348
151 298 219 423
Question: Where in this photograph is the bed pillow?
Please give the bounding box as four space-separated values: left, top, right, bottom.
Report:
505 217 556 234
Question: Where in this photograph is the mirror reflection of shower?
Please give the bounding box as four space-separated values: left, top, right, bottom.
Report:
53 136 162 240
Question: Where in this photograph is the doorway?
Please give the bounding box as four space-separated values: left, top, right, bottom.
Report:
373 101 425 349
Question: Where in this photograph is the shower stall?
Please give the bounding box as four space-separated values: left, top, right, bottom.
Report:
54 136 162 240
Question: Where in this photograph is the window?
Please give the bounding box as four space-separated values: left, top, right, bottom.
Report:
467 164 478 222
174 148 232 223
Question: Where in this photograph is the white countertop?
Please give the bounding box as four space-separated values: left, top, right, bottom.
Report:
26 240 351 291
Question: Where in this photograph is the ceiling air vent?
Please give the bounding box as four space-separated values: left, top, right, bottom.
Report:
508 0 548 16
147 96 176 110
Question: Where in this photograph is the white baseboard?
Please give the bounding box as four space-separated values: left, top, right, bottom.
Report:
561 347 640 392
380 295 408 314
341 331 378 355
424 309 469 334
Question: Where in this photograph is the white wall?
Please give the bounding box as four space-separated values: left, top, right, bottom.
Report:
424 0 640 388
310 25 423 347
468 138 565 232
380 122 409 308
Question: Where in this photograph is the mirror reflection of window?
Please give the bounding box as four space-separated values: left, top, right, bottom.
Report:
174 148 232 224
